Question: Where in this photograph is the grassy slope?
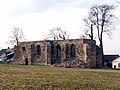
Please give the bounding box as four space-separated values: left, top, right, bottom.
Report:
0 64 120 90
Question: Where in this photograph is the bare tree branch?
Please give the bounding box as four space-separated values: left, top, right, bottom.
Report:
83 4 116 66
7 27 26 46
44 27 69 40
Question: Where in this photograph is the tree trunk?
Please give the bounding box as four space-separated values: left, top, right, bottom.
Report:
99 38 104 67
17 40 19 46
90 24 93 40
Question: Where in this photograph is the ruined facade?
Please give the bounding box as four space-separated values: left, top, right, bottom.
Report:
13 39 102 68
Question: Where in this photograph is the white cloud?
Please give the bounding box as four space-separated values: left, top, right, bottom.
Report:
0 0 33 16
11 7 87 40
0 0 120 55
0 0 88 48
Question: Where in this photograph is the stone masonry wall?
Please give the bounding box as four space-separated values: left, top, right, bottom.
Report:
13 39 100 68
83 39 96 68
52 39 96 68
13 41 49 65
51 39 85 63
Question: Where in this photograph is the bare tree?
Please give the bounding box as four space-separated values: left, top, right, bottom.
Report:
44 27 69 40
8 27 26 46
80 24 94 40
84 4 115 66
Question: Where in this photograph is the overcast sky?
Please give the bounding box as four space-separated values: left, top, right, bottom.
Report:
0 0 120 55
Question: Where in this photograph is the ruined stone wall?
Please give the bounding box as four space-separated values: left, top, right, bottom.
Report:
83 39 96 68
13 46 23 64
51 39 85 63
13 41 49 65
13 39 100 68
50 39 96 68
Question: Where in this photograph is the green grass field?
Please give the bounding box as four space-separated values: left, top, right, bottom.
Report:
0 64 120 90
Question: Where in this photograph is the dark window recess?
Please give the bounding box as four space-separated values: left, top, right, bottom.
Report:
71 44 76 58
22 47 26 51
55 45 61 64
36 45 41 55
56 45 61 58
65 44 69 58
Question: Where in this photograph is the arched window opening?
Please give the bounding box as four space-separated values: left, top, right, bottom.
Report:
71 44 76 58
65 43 69 58
36 45 41 55
56 45 61 63
56 45 61 58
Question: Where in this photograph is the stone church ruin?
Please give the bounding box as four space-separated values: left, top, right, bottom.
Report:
13 39 102 68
